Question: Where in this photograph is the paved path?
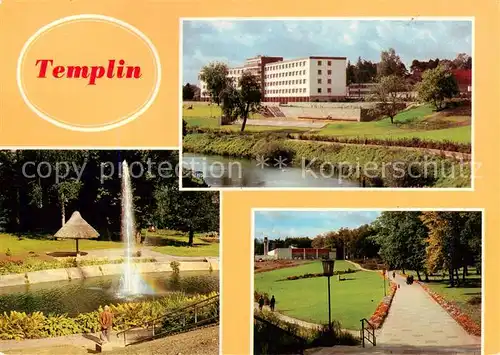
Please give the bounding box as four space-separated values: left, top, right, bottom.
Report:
75 247 217 263
0 330 120 353
376 273 480 347
243 118 327 129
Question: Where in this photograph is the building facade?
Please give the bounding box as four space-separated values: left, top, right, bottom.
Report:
200 55 347 103
267 247 335 260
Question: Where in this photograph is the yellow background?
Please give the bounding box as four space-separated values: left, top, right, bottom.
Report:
0 0 498 354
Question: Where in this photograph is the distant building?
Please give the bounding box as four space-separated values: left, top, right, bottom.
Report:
347 83 377 99
266 247 335 260
200 54 347 103
451 69 472 95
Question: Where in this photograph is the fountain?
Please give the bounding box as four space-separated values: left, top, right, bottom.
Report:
119 160 152 297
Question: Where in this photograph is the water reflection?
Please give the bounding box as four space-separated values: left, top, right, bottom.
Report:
183 153 360 188
0 271 218 316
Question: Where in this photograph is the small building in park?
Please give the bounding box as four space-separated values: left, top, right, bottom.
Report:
267 247 335 260
54 211 99 256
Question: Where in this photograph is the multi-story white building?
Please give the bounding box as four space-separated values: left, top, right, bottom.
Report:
199 55 347 103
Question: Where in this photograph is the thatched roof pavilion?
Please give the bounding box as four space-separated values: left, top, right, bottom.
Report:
54 211 99 255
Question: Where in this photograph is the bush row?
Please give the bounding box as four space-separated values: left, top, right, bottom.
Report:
0 257 157 276
294 134 471 155
279 269 357 281
254 309 359 355
184 126 471 154
368 279 397 329
0 291 218 340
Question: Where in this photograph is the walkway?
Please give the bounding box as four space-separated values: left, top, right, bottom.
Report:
76 247 217 263
376 273 481 347
243 118 327 129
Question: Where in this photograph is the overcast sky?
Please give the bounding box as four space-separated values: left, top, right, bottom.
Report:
253 210 381 239
182 19 472 84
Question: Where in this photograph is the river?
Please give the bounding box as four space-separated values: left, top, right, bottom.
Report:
182 153 360 188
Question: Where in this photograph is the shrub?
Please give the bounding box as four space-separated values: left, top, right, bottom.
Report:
0 292 218 340
467 296 481 305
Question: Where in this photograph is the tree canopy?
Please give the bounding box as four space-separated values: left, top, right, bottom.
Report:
0 150 218 244
416 65 459 110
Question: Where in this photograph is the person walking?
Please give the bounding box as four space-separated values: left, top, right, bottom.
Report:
270 295 276 312
392 271 396 279
99 305 114 343
258 295 265 311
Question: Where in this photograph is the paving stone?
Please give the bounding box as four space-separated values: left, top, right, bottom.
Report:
376 274 481 347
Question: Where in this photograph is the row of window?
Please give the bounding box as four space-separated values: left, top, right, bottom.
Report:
265 70 306 79
265 88 307 94
265 87 333 95
265 60 333 71
265 79 307 86
264 78 334 87
264 69 334 79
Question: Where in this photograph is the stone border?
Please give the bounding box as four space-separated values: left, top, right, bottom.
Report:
417 280 481 336
368 272 397 329
0 260 219 288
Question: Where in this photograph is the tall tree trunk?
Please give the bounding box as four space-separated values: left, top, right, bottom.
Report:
424 272 429 282
416 270 422 281
463 265 467 282
402 268 405 274
61 200 66 227
390 116 394 124
16 188 21 239
449 266 455 287
188 229 194 247
455 268 460 287
240 105 250 132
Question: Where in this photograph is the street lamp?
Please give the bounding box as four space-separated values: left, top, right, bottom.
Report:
321 258 335 331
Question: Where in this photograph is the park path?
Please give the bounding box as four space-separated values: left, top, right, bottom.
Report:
376 273 481 347
0 330 116 353
78 247 218 263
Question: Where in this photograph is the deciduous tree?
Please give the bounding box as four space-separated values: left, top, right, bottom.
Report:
369 75 407 124
416 65 459 110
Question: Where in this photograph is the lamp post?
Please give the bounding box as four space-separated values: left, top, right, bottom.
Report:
321 258 335 331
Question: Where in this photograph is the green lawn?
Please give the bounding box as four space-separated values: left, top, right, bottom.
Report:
406 270 481 326
313 105 471 143
183 103 262 119
184 103 471 144
255 260 387 330
146 230 219 257
0 233 122 257
0 230 219 259
184 116 309 133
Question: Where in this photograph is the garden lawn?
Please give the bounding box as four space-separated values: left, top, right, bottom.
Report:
255 260 385 330
313 105 471 143
183 103 263 119
0 233 122 258
184 116 309 133
147 231 219 257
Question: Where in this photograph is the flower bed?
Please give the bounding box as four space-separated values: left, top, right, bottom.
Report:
278 269 357 281
367 272 397 329
417 281 481 336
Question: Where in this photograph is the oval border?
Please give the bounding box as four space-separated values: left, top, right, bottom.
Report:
16 14 162 133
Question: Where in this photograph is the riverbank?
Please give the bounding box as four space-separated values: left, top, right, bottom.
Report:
183 133 471 188
0 259 219 287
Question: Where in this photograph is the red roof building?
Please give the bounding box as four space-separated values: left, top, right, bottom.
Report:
451 69 472 93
